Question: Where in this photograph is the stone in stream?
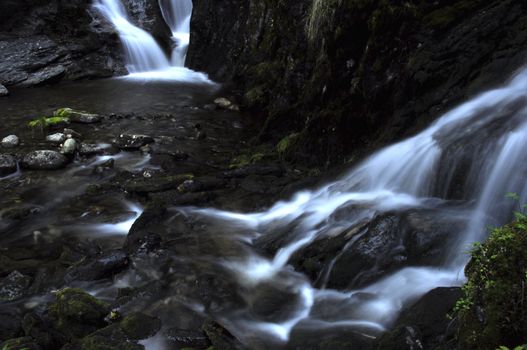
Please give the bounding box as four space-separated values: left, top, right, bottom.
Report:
46 133 67 144
113 134 155 150
79 143 107 156
0 270 32 301
54 108 101 124
0 154 17 176
64 250 129 282
214 97 240 111
0 84 9 96
61 138 77 155
21 150 69 170
1 134 19 148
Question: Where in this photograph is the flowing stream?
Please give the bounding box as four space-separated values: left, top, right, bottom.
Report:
93 0 210 83
178 67 527 345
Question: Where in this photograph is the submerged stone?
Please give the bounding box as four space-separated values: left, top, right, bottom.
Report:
1 134 19 147
0 154 17 176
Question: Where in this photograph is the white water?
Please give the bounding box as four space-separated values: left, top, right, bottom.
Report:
184 67 527 344
94 0 213 83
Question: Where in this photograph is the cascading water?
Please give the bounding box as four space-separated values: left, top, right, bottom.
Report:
159 0 193 66
94 0 212 83
181 67 527 345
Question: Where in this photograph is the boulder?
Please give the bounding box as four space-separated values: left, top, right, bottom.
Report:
21 150 68 170
1 134 19 148
0 154 17 176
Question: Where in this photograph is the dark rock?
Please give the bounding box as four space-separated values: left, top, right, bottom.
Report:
0 337 41 350
64 250 129 282
114 134 155 150
1 206 36 220
119 312 161 340
223 164 285 178
79 143 108 156
21 150 69 170
18 65 66 87
0 270 32 301
202 319 243 350
0 307 23 341
0 154 17 176
48 288 111 339
376 287 463 350
66 324 145 350
123 174 194 193
0 84 8 96
2 134 19 148
165 328 211 349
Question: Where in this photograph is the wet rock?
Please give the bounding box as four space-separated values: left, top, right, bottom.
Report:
0 154 17 176
2 134 19 148
376 287 463 350
0 337 41 350
61 139 77 155
56 108 101 124
223 164 285 178
119 313 161 340
19 65 66 87
79 143 108 156
46 133 67 144
21 150 68 170
0 307 23 341
48 288 111 339
65 324 145 350
123 174 194 193
177 177 226 193
1 206 36 220
214 97 240 111
0 271 32 301
64 250 129 282
114 134 155 150
0 84 8 96
165 328 211 349
202 319 243 350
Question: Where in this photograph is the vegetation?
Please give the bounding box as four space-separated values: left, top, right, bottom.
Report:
27 115 69 130
456 198 527 349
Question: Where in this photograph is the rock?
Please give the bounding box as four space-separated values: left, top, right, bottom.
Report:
55 108 101 124
202 319 243 350
223 164 285 178
2 134 19 148
123 174 194 193
21 150 68 170
0 271 32 301
214 97 240 111
19 65 66 87
165 328 211 349
0 337 41 350
79 143 108 156
119 313 161 340
61 138 77 155
63 128 82 138
46 133 67 144
114 134 155 150
64 250 129 282
0 154 17 176
48 288 111 339
0 84 8 96
376 287 463 350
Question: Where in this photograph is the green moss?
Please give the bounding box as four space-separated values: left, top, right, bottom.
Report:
229 153 266 169
456 214 527 349
27 115 69 130
276 132 300 157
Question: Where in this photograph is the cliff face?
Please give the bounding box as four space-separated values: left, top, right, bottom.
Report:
188 0 527 166
0 0 126 88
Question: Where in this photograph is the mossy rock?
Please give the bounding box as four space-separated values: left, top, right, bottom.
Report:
0 336 40 350
48 288 111 339
456 214 527 349
119 313 161 340
65 325 144 350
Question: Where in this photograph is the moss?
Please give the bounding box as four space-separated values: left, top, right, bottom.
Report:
49 288 110 339
27 115 69 129
276 132 301 158
456 214 527 349
229 153 266 169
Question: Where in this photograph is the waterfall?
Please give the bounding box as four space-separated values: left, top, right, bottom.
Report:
185 67 527 344
94 0 212 83
159 0 193 66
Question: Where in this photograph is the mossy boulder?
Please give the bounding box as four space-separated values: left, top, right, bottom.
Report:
48 288 111 339
456 215 527 349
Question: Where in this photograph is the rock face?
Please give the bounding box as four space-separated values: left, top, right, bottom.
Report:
21 150 68 170
0 0 126 88
188 0 527 166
